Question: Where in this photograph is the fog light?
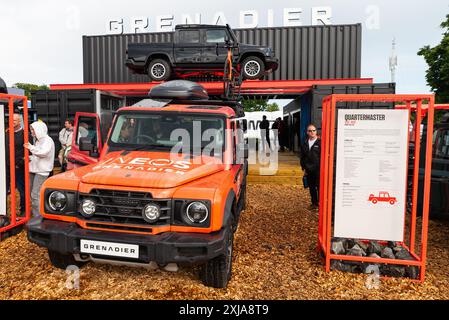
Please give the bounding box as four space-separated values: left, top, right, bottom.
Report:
186 202 209 224
81 199 96 217
48 191 67 211
143 203 160 223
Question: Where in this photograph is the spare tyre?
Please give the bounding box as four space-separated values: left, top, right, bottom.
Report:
0 77 7 94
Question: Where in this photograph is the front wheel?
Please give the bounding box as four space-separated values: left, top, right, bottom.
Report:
48 250 86 269
199 227 234 288
147 59 171 81
241 56 265 80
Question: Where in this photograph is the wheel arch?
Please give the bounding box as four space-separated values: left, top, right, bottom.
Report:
145 53 173 71
221 189 237 229
239 52 266 65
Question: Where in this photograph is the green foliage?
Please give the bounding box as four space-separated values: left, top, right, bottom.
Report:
12 83 49 99
418 13 449 103
241 99 280 112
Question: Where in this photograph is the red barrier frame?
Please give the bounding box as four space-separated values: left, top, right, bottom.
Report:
0 93 31 235
318 94 435 283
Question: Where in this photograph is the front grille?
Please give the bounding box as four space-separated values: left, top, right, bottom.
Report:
78 189 171 226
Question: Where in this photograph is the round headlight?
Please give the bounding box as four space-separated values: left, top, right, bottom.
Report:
48 191 67 211
186 202 209 224
81 199 96 217
143 203 160 223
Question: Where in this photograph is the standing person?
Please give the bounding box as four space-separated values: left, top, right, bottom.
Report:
58 119 73 171
259 115 271 152
271 117 281 151
300 124 321 211
24 121 55 217
0 114 26 227
279 118 288 152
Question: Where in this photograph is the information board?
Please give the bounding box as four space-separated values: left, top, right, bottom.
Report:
334 109 409 242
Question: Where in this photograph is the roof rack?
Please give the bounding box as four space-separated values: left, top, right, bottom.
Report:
172 99 245 118
148 80 245 117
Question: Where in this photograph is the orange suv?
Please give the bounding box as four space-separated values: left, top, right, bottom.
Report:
27 81 248 288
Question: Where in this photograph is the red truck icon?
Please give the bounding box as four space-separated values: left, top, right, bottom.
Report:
368 192 397 205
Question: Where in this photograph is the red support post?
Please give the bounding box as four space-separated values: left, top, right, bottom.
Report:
0 93 31 236
8 98 16 225
419 96 435 282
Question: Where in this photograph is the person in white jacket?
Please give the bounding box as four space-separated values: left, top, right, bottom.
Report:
24 121 55 217
58 119 73 168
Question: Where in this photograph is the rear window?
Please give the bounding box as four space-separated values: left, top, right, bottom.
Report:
179 30 200 43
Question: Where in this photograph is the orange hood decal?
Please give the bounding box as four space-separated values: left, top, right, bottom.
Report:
81 151 225 188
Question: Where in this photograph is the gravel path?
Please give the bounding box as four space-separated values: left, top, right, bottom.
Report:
1 185 449 300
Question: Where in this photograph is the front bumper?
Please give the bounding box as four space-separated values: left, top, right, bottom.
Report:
27 217 227 264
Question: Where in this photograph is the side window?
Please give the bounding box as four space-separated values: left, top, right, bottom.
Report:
179 30 200 43
76 117 98 146
434 129 449 159
206 29 227 43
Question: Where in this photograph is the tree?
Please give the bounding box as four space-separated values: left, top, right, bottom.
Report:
418 13 449 103
13 83 49 99
241 99 280 112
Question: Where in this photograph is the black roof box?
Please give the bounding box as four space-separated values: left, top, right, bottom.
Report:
0 77 7 94
148 80 209 100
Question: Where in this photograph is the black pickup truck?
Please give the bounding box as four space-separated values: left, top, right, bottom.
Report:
125 24 279 81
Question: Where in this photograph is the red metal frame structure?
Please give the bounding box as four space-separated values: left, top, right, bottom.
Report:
318 94 435 283
0 93 31 236
49 78 374 97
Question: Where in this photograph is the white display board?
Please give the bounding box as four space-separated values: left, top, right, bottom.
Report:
334 109 409 242
0 104 6 216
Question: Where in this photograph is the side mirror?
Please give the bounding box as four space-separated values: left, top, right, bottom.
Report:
79 137 94 152
224 35 230 45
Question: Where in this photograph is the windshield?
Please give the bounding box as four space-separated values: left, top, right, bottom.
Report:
109 113 225 158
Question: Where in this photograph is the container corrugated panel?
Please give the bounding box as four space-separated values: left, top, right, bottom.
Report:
32 89 98 151
310 83 396 131
83 24 361 84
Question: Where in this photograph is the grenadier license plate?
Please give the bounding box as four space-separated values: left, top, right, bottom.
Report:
80 239 139 259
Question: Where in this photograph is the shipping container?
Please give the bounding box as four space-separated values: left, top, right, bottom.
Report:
31 89 125 154
83 24 362 84
283 82 396 151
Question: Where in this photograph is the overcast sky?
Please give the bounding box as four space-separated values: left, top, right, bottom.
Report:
0 0 447 94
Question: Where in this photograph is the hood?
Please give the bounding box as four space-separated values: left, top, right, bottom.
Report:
81 151 226 189
31 121 48 140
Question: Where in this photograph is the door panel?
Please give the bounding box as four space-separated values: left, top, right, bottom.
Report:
202 29 229 66
66 112 102 169
174 30 202 65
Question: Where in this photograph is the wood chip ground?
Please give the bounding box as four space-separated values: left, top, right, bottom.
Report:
1 185 448 300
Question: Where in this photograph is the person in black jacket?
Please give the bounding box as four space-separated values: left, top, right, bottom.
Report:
0 113 26 227
259 115 271 152
300 124 321 211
